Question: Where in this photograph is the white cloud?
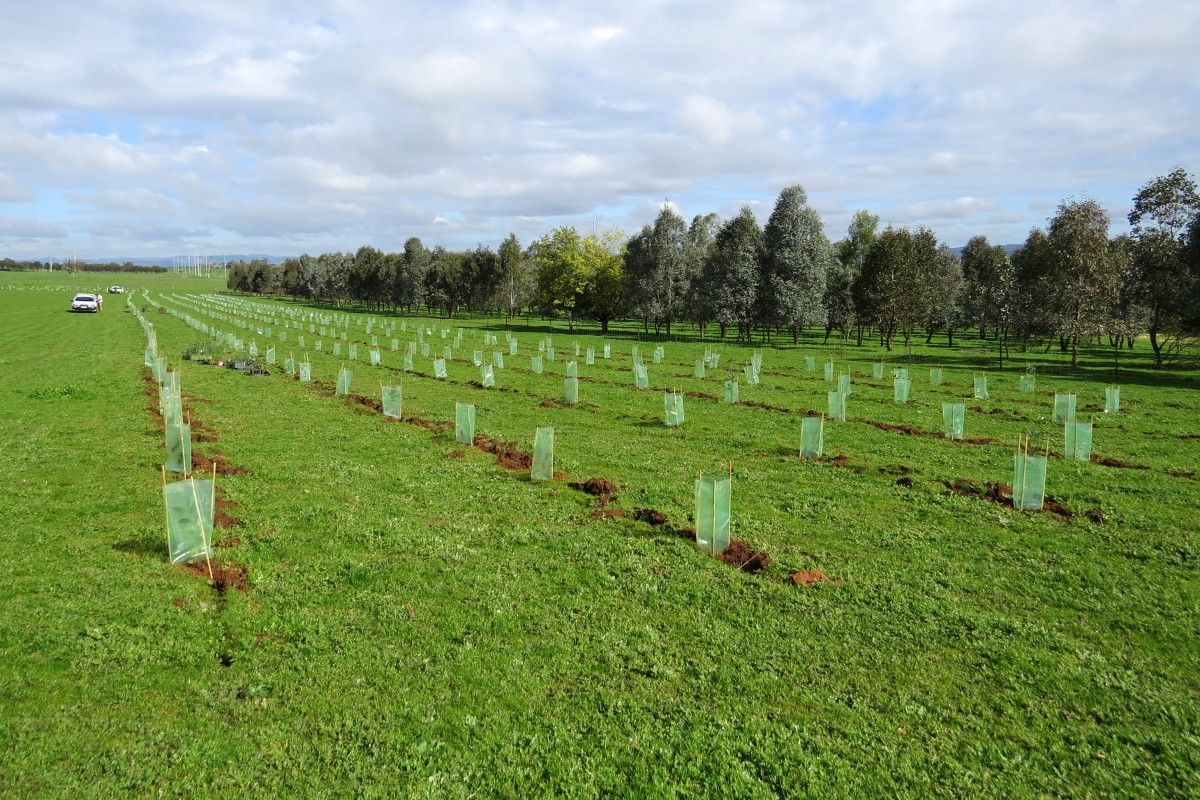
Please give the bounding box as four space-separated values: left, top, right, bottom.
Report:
0 0 1196 257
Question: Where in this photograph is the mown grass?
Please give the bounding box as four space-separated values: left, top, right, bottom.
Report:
1 270 1197 798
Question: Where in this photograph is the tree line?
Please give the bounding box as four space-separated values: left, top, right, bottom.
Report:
227 168 1200 368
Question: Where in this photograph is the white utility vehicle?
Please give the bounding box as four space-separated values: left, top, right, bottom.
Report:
108 285 125 294
71 293 99 312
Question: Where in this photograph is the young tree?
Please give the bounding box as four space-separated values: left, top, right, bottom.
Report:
840 210 878 345
823 258 854 342
622 224 657 332
960 235 1010 340
759 184 833 342
855 227 929 351
1010 228 1057 351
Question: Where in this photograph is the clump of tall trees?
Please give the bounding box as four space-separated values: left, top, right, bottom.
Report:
228 170 1200 367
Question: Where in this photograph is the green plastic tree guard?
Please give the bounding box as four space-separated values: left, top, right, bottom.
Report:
299 361 311 382
455 402 475 445
482 365 495 388
828 390 846 422
564 376 578 405
929 367 943 386
336 367 352 396
801 416 823 458
532 427 554 481
694 474 731 556
823 361 834 381
1105 386 1120 413
434 358 447 379
894 377 910 404
163 477 214 565
664 392 684 427
370 348 381 366
165 420 192 474
382 385 402 419
724 380 739 404
839 372 852 396
804 356 815 372
1064 421 1093 461
973 375 989 399
1052 393 1077 425
942 403 964 440
531 355 543 374
1013 450 1047 511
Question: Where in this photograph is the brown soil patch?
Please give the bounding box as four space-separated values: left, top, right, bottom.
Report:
589 508 628 519
214 536 242 548
540 398 559 408
941 478 1072 519
172 596 188 607
448 449 465 458
862 418 924 436
192 449 251 476
740 399 790 413
684 390 720 401
570 477 618 498
473 435 533 470
829 454 852 468
1178 434 1200 441
718 539 771 572
181 560 249 593
634 508 668 525
1168 470 1196 479
895 476 914 487
1085 508 1106 524
214 496 243 528
345 392 382 413
790 570 841 587
190 419 220 443
1091 455 1149 470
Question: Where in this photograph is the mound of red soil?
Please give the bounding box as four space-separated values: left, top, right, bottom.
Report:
634 508 668 526
192 449 252 476
829 454 852 468
345 393 382 413
448 449 466 458
407 414 453 433
789 569 840 587
718 539 771 572
214 495 243 528
182 560 249 593
895 476 914 487
540 398 559 408
473 436 533 470
570 477 618 497
941 478 1072 519
741 399 790 413
589 508 627 520
684 390 720 401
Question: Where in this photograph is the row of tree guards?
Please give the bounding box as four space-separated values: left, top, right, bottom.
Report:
133 298 217 576
151 291 1129 522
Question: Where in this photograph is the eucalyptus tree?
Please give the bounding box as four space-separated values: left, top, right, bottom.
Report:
1047 199 1118 366
698 207 762 341
758 184 833 342
1128 168 1200 366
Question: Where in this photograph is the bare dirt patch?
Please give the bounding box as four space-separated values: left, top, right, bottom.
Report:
181 560 249 594
1168 470 1196 479
345 392 383 413
1085 508 1106 524
941 478 1072 519
1091 455 1150 470
589 508 628 520
790 570 841 587
473 435 533 470
634 507 669 526
718 539 772 572
570 477 618 498
192 449 252 477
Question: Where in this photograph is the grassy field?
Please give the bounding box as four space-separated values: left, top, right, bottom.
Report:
1 269 1197 798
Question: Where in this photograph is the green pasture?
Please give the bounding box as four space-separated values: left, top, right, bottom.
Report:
1 270 1197 798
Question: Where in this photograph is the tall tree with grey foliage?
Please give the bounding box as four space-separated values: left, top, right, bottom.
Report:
758 185 834 342
698 207 762 341
1047 199 1118 366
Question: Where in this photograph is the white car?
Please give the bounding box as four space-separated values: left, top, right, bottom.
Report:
108 286 125 294
71 293 99 312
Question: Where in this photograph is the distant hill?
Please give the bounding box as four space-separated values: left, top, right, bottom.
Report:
82 254 286 267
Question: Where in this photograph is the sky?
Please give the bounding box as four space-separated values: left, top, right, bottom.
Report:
1 0 1197 261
